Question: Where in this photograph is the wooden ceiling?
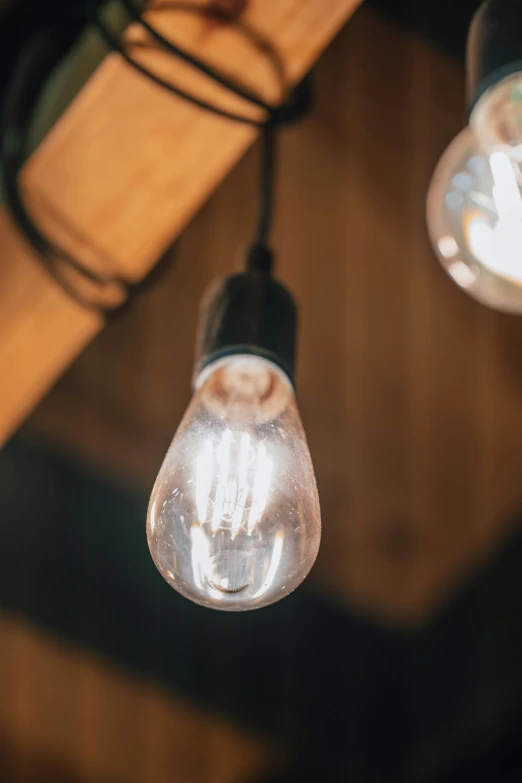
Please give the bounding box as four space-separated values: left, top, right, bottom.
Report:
22 4 522 626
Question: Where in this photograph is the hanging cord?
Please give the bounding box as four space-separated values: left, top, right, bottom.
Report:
0 1 311 314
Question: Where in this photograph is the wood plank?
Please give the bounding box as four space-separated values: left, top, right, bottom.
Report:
0 0 361 445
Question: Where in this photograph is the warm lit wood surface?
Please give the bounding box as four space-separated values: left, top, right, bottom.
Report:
0 612 269 783
27 6 522 624
0 0 361 446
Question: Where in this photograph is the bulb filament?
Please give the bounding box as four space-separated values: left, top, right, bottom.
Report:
195 429 273 536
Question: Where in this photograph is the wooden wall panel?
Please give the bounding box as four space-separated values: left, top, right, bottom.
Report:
25 6 522 624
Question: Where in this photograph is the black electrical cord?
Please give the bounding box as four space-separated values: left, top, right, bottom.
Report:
0 1 311 313
87 0 311 267
89 0 277 124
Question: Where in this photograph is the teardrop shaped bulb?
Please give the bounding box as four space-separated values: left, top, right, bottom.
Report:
147 354 321 611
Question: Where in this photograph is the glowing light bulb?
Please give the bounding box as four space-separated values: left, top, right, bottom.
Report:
427 72 522 312
147 354 321 611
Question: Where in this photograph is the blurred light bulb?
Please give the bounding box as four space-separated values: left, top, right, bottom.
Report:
427 72 522 312
147 354 321 611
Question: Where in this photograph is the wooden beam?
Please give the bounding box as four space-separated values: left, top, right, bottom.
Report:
0 0 361 445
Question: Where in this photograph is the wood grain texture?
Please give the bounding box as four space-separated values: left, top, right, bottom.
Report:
0 0 361 445
0 612 269 783
26 6 522 624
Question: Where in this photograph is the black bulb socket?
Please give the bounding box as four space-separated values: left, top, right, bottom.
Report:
194 269 297 388
467 0 522 115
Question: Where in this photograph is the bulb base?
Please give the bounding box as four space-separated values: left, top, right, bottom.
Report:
467 0 522 112
194 271 297 387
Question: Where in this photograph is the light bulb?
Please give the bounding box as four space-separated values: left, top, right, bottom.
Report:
427 0 522 312
147 353 321 611
427 72 522 312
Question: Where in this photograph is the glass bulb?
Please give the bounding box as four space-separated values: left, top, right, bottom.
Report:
147 354 321 611
427 73 522 312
